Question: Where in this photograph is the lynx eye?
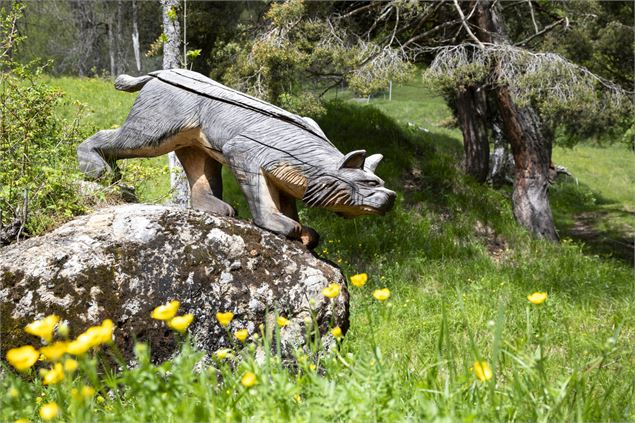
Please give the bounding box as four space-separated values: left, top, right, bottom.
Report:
365 180 379 187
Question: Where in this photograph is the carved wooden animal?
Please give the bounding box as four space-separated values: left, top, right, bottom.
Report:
77 69 396 247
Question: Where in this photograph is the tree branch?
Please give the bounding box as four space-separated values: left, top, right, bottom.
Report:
453 0 484 49
514 17 566 47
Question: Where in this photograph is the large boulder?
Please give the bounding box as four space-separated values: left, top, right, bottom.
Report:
0 204 349 362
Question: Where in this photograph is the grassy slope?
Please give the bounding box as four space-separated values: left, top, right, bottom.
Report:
3 77 633 422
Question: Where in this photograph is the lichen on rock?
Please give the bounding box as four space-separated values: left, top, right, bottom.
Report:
0 204 349 363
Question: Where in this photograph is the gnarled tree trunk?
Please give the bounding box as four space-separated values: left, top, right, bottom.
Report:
456 85 489 182
496 87 559 240
475 0 559 240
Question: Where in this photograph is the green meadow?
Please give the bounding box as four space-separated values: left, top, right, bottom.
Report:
2 76 633 422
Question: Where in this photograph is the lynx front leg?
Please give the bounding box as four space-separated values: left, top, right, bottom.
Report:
278 192 319 248
176 146 235 217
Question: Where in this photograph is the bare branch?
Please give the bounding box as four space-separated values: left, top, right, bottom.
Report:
515 17 566 47
453 0 484 49
527 0 539 34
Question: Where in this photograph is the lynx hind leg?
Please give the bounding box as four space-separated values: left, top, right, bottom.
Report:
77 129 119 179
175 146 236 217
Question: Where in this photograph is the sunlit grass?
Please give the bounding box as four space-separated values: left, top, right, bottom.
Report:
4 76 632 422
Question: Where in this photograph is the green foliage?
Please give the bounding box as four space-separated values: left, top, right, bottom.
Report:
215 0 411 112
0 3 88 234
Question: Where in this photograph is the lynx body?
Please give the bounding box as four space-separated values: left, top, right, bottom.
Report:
77 69 395 247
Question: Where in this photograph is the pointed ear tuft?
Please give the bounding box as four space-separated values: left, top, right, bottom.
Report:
364 154 383 173
338 150 366 169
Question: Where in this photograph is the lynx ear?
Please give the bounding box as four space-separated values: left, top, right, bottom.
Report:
338 150 366 169
364 154 383 173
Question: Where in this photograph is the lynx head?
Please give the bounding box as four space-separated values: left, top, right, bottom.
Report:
303 150 396 218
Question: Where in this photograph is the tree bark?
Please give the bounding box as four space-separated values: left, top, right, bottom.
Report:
132 0 141 72
455 85 489 182
496 87 559 240
475 0 559 240
161 0 189 207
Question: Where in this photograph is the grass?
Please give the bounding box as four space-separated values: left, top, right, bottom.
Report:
2 77 634 422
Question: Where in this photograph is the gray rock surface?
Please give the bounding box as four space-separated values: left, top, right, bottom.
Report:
0 204 349 362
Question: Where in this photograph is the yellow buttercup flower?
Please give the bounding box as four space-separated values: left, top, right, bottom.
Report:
527 292 548 305
64 358 79 372
276 316 289 327
67 332 95 356
14 418 29 423
81 385 96 398
215 348 231 360
96 319 114 344
40 342 68 362
234 329 249 342
372 288 391 301
473 361 493 382
6 345 39 371
151 300 180 320
167 314 194 333
25 315 60 343
350 273 368 287
42 363 64 385
241 371 256 388
322 283 341 299
39 402 59 421
216 311 234 327
331 326 343 339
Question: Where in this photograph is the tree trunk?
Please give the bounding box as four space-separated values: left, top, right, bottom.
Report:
108 20 116 79
162 0 181 70
496 87 559 240
475 0 559 240
455 85 489 182
161 0 189 207
132 0 141 72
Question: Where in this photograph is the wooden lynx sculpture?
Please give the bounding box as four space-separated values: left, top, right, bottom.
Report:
77 69 396 247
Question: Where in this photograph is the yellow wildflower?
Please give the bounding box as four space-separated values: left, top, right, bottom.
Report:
96 396 106 403
241 371 256 388
96 319 114 344
39 402 59 421
276 316 289 327
14 419 29 423
64 358 79 372
372 288 391 301
67 332 95 356
8 387 19 398
309 364 316 371
40 342 68 362
331 326 343 339
350 273 368 287
151 300 180 320
215 348 231 360
167 314 194 333
81 385 96 398
322 283 341 299
216 311 234 327
527 292 548 305
42 363 64 385
473 361 493 382
6 345 39 371
234 329 249 342
25 315 60 343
